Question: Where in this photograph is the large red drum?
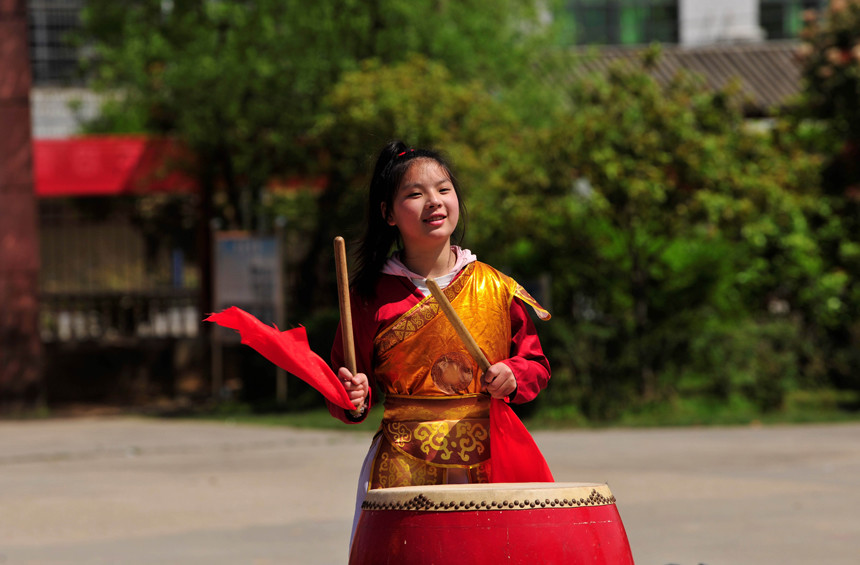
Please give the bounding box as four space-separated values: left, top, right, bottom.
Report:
348 482 634 565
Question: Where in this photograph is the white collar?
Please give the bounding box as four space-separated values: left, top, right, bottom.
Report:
381 246 477 295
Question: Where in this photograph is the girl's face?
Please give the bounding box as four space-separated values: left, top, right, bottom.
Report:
385 158 460 251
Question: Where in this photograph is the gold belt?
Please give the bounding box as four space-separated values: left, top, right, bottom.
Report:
380 394 491 468
383 393 490 422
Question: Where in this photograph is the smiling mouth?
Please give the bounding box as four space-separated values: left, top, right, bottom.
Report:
424 215 446 223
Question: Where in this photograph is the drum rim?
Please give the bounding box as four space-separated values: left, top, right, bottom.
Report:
361 482 617 512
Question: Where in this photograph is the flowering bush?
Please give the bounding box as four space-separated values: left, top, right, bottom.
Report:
797 0 860 139
794 0 860 397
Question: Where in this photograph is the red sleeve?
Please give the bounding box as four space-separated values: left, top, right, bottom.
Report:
500 297 551 404
327 293 377 424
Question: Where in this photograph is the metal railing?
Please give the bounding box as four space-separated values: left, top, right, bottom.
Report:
41 289 200 343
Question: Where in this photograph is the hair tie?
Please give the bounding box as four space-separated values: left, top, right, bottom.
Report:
396 149 415 157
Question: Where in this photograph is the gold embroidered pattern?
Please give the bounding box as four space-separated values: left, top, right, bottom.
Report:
430 352 474 394
375 263 476 356
411 421 489 463
384 418 490 467
372 441 442 489
454 421 488 461
388 422 412 448
414 422 453 461
376 450 392 486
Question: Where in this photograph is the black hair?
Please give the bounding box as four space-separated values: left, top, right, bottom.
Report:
352 140 466 299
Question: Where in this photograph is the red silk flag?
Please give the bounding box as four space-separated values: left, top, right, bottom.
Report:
204 307 354 411
490 398 554 483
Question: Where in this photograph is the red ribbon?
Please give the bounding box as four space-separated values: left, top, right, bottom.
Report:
489 398 554 483
204 307 354 411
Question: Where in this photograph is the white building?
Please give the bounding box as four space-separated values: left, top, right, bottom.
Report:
28 0 98 138
564 0 823 47
681 0 766 45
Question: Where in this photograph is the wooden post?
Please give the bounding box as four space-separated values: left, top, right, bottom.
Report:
0 0 43 409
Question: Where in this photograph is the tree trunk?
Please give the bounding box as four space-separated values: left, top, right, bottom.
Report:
0 0 43 410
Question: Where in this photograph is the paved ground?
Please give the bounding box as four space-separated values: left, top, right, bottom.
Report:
0 417 858 564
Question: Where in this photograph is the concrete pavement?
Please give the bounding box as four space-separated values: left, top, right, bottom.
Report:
0 417 858 564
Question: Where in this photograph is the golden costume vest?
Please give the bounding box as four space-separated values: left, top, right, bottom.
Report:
369 262 549 489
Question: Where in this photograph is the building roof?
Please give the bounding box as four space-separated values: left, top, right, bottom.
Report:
35 136 197 198
554 40 802 117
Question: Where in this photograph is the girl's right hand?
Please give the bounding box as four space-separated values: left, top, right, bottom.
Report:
338 366 369 410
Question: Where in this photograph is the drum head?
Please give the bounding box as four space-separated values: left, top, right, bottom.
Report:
362 482 616 512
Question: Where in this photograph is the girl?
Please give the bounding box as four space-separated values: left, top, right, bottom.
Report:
328 140 551 526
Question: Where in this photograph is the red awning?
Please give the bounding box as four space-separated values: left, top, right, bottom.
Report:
34 136 197 198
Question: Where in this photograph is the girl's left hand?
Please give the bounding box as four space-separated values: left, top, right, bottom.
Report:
482 362 517 399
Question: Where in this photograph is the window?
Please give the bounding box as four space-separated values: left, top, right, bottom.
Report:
760 0 825 40
567 0 679 45
28 0 86 85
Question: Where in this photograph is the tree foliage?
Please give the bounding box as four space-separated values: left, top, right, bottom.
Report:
78 0 565 319
307 51 838 419
281 55 537 315
79 0 561 225
791 0 860 393
497 57 829 418
78 1 860 420
796 0 860 140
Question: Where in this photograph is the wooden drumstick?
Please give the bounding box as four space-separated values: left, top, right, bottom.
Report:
426 278 491 373
334 236 363 417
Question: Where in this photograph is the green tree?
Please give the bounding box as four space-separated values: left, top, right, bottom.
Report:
796 0 860 140
78 0 565 315
309 52 832 419
280 56 539 316
510 57 829 418
793 0 860 392
79 0 561 226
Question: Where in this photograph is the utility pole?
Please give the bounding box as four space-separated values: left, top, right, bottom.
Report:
0 0 43 409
